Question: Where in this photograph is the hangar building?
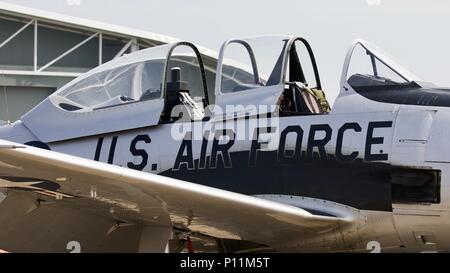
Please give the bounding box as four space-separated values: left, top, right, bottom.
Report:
0 2 179 124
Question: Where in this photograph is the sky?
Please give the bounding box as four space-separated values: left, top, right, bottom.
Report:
2 0 449 103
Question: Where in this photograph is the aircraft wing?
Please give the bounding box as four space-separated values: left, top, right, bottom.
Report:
0 139 359 252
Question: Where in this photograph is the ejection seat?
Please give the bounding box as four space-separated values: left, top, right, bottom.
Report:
292 82 323 114
280 38 331 116
161 67 204 122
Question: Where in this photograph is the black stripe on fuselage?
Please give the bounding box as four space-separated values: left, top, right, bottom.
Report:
161 150 392 212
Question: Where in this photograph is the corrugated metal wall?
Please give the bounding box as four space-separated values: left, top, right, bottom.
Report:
0 15 141 122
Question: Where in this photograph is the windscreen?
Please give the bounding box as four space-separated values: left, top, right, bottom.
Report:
346 42 420 90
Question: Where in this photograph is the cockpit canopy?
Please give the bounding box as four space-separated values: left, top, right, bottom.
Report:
213 35 325 116
51 43 209 112
22 42 211 142
21 35 329 142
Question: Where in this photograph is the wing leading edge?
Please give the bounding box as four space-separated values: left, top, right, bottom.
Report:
0 139 357 252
